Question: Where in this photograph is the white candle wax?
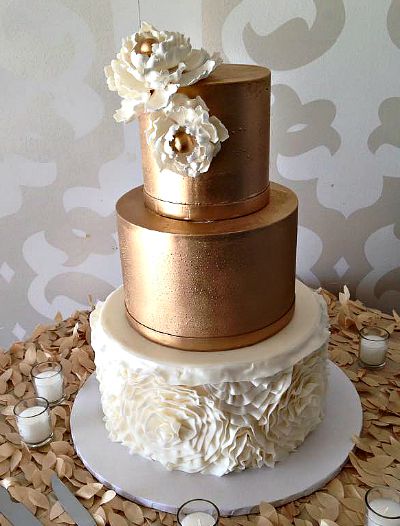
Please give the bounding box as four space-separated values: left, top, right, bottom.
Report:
360 334 387 366
34 370 63 403
181 512 216 526
367 498 400 525
17 406 52 444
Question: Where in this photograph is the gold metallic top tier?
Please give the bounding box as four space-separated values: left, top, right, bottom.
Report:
140 64 271 221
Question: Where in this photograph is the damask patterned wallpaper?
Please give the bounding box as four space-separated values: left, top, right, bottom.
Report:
0 0 399 348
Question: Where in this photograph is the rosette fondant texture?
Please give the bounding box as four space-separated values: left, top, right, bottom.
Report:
94 292 328 476
146 93 229 177
104 22 221 123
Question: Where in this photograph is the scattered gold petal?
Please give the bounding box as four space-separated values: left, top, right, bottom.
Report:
24 344 37 365
109 512 129 526
305 503 324 522
28 488 49 509
50 441 74 456
73 467 93 484
254 518 273 526
42 451 57 470
55 511 75 524
123 501 145 524
277 514 292 526
0 443 15 460
76 482 103 499
324 478 344 499
93 514 106 526
383 474 400 491
50 501 64 521
99 489 117 506
9 449 22 472
259 502 278 523
340 497 364 513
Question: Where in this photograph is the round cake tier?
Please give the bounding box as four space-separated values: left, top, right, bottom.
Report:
91 281 330 476
140 64 271 221
116 182 298 351
94 280 327 385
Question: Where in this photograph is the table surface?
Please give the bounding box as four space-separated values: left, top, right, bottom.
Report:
0 288 399 526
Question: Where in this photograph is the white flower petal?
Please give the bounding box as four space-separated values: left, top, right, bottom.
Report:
147 84 178 112
180 53 222 86
147 93 228 177
105 23 220 122
114 95 148 123
209 116 229 142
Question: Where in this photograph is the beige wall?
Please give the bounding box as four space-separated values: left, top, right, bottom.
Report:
0 0 399 347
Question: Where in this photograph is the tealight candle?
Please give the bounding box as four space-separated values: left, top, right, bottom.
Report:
365 487 400 525
181 512 216 526
14 397 53 448
359 327 389 369
31 361 64 405
177 500 219 526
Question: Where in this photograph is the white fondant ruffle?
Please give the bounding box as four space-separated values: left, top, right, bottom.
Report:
91 282 330 387
95 341 327 476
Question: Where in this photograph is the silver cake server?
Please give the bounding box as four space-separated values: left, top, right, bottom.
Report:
51 474 96 526
0 485 42 525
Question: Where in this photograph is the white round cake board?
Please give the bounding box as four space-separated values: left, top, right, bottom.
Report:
71 362 362 516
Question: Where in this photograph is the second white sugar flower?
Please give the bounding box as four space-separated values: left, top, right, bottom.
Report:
146 94 229 178
105 22 221 123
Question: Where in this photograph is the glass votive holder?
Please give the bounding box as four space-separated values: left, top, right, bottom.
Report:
14 397 53 448
31 361 65 406
177 499 220 526
359 326 389 369
365 486 400 525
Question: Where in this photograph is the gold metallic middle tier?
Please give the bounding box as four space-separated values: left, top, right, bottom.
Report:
116 182 298 352
140 64 271 221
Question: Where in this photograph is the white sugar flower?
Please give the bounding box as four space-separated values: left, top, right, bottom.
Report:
105 22 221 123
146 94 229 177
106 373 235 476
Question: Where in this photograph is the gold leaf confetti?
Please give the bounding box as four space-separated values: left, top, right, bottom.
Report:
49 501 64 521
28 488 49 509
99 489 117 506
123 501 145 524
109 512 130 526
75 482 103 499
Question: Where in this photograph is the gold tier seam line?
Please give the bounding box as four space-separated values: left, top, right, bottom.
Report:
116 183 298 236
143 185 270 221
125 296 295 350
143 185 270 209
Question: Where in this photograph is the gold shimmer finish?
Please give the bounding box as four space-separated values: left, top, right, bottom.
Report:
140 64 271 221
116 182 298 352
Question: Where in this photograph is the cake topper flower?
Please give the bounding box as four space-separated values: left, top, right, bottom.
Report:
146 94 229 177
105 22 221 123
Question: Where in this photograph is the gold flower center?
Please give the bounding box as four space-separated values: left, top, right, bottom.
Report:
138 38 157 57
170 130 196 155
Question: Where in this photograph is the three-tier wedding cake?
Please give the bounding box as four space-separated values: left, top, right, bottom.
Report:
91 22 329 476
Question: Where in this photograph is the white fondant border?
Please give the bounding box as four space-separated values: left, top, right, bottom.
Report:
91 280 330 385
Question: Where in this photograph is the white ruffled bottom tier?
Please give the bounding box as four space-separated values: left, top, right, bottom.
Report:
92 283 329 476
